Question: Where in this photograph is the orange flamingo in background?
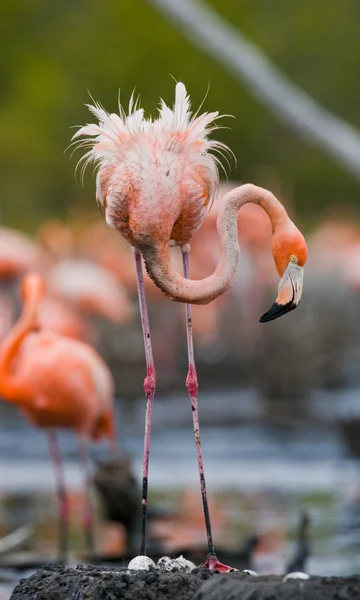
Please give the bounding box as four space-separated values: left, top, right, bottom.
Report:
0 272 117 560
73 82 307 571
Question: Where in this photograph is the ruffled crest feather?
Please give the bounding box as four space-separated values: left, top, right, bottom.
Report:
71 82 233 204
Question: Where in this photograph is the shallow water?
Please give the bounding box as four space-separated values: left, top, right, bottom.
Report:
0 388 360 597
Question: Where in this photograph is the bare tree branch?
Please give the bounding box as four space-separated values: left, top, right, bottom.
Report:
146 0 360 181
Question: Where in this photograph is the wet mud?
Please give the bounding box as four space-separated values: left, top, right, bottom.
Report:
10 563 360 600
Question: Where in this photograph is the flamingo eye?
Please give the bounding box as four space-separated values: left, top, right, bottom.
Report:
290 255 297 263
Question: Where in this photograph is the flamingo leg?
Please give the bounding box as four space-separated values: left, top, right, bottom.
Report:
48 430 69 563
134 247 157 556
78 437 95 554
182 250 237 573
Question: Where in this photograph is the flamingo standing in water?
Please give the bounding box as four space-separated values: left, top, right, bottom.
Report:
72 82 307 571
0 272 116 560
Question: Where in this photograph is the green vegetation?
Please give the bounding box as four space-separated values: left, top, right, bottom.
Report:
2 0 360 230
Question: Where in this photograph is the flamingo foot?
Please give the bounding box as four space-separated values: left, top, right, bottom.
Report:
202 553 238 573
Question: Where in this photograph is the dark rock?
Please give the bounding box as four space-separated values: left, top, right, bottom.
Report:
10 563 360 600
193 573 360 600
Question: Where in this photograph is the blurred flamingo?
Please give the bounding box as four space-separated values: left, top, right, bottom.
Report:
0 293 13 344
308 216 360 276
47 259 133 324
306 214 360 294
0 226 48 346
37 220 133 336
38 297 91 341
37 219 76 260
150 489 228 553
78 221 136 290
0 272 117 560
79 222 182 375
73 82 307 571
78 219 185 300
0 226 48 279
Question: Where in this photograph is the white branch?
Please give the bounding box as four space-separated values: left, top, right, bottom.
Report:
146 0 360 181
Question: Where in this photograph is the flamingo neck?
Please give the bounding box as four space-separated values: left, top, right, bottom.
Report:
0 284 40 400
141 184 288 304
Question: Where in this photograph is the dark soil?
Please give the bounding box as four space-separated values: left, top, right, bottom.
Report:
193 573 360 600
10 563 360 600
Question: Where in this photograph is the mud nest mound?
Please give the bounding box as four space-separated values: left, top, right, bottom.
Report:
10 562 360 600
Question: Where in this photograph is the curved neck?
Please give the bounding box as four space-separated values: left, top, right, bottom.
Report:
141 184 289 304
0 284 40 400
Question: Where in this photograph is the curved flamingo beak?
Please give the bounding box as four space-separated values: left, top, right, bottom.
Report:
259 262 304 323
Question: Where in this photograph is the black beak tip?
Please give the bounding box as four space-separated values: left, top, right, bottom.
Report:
259 300 297 323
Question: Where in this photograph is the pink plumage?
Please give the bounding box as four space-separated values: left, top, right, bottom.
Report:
72 83 230 246
72 82 307 572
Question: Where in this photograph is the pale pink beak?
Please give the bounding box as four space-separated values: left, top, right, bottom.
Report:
259 262 304 323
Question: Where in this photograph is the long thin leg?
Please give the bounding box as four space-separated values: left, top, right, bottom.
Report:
182 250 237 573
134 247 157 556
48 430 69 563
78 437 95 554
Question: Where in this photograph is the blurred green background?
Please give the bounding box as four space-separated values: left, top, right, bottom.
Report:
2 0 360 231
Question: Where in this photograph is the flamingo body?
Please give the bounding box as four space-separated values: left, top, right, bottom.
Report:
74 84 225 251
73 82 308 569
10 331 114 439
0 272 117 557
73 85 306 308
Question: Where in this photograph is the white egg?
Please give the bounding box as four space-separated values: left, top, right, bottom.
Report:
283 572 310 581
242 569 258 576
128 556 156 571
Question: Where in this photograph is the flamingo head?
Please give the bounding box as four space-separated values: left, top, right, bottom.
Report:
259 222 307 322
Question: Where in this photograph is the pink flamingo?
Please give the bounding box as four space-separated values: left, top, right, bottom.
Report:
38 296 91 341
0 293 13 344
77 221 137 291
0 273 116 558
0 226 48 279
0 273 117 560
47 259 133 324
72 82 307 572
37 219 76 260
37 220 133 330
